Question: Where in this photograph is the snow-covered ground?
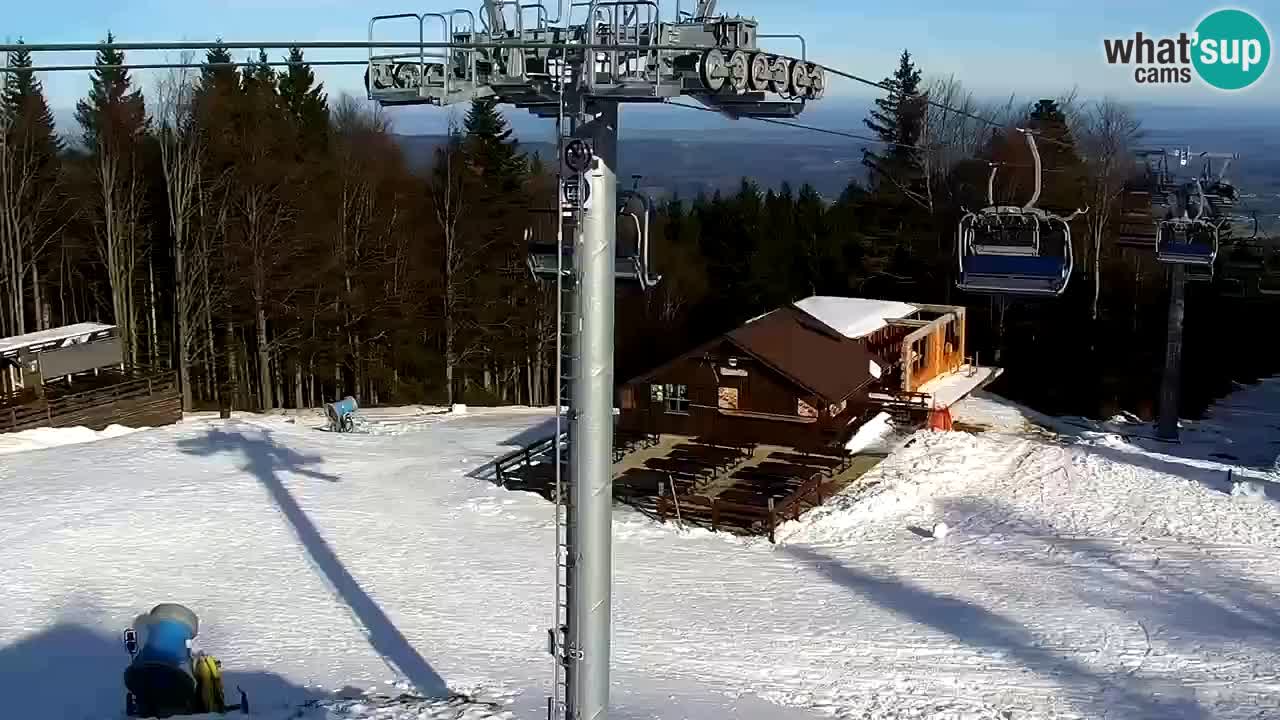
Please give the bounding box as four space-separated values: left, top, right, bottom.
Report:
2 382 1279 719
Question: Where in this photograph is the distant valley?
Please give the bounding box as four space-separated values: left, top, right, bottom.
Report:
395 124 1280 231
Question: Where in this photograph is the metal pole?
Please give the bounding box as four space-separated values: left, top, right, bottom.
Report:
1157 264 1186 440
569 99 617 720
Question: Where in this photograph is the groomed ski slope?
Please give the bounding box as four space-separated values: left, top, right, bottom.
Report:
1 382 1278 720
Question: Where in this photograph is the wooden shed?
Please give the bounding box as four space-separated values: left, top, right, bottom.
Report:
0 323 181 434
617 305 881 450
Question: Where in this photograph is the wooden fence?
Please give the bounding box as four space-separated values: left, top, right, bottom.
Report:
1 372 182 434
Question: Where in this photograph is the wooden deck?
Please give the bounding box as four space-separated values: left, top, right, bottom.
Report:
649 441 886 540
493 430 889 542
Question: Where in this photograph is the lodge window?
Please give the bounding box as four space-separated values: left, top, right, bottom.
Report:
718 386 739 410
797 398 818 418
653 383 689 413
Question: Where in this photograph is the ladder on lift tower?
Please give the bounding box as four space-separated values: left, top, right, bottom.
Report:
549 55 577 720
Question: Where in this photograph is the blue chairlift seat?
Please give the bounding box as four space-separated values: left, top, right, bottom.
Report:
1156 221 1217 266
965 254 1066 277
960 254 1068 294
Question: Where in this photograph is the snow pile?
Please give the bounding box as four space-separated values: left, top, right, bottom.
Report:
1232 480 1268 499
792 296 918 339
0 423 143 455
845 411 894 454
787 415 1280 550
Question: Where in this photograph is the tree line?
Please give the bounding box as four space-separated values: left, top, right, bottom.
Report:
1 39 551 412
1 44 1272 419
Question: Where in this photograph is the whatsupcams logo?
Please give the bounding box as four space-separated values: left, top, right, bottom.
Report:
1104 8 1271 90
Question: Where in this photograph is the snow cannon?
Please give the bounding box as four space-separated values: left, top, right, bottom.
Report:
325 396 359 433
123 603 248 717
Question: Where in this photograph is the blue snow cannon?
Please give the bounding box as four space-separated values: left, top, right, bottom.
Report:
325 396 359 433
122 603 248 717
123 604 199 716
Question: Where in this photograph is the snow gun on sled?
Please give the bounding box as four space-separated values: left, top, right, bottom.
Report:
324 396 359 433
123 604 248 718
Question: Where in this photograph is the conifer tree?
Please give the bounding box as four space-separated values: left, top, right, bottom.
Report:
278 47 330 145
1 42 66 334
198 44 239 96
74 33 148 151
463 98 524 184
3 45 63 159
862 49 925 192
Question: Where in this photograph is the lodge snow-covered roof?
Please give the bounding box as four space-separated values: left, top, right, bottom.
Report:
792 296 919 339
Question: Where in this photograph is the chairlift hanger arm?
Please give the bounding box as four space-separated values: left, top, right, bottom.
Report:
1192 179 1207 222
1017 129 1042 211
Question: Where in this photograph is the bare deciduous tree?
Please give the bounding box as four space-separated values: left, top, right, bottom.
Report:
429 124 498 405
155 59 208 409
1079 98 1142 320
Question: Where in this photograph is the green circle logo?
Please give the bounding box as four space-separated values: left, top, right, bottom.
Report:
1192 9 1271 90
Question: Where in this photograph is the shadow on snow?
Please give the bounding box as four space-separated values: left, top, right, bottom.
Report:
0 621 327 719
465 415 561 484
936 496 1280 648
177 426 449 698
784 543 1212 719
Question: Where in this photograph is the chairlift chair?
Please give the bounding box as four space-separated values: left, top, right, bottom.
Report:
526 190 662 288
1198 152 1241 214
1155 180 1220 267
1258 250 1280 296
956 132 1085 297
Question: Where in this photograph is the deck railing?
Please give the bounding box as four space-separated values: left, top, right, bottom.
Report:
1 372 180 434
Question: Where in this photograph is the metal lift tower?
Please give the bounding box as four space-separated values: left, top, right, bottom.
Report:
365 2 826 717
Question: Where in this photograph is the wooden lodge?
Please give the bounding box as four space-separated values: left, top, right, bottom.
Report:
617 296 969 450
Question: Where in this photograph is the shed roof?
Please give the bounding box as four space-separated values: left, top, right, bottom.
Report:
793 296 919 339
0 323 116 358
726 306 877 405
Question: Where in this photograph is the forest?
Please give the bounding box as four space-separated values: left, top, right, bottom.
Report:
1 42 1275 420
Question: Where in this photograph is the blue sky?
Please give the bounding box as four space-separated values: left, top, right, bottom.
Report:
6 0 1277 135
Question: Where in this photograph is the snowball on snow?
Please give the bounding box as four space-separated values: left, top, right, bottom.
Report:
1232 481 1267 499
